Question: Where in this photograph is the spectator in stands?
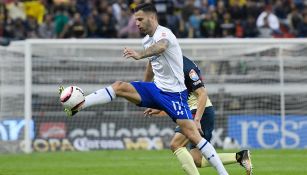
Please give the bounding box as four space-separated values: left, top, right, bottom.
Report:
129 0 141 10
256 5 280 37
0 1 7 23
165 7 180 37
273 0 290 24
297 13 307 37
287 5 303 36
229 0 246 7
172 0 186 9
0 19 3 37
257 15 274 38
23 0 45 24
234 20 244 38
178 16 189 38
244 0 262 20
85 14 99 38
152 0 170 26
216 0 226 22
181 0 195 23
188 7 202 38
75 0 90 19
65 12 86 38
3 17 14 40
218 11 235 37
229 0 246 21
98 0 109 15
198 0 210 14
54 7 69 38
118 9 140 38
12 18 26 40
117 6 130 35
0 1 7 37
200 11 217 37
6 0 26 21
112 0 128 27
39 14 55 38
26 15 39 38
243 15 258 37
98 13 117 38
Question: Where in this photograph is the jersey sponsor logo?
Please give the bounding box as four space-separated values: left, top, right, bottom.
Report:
193 80 202 85
189 69 199 81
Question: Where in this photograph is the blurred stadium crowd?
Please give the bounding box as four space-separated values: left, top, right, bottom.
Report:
0 0 307 42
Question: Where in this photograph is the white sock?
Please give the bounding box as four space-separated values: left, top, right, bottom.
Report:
82 86 116 109
197 138 228 175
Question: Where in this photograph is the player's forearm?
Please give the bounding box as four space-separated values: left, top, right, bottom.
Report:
140 39 169 59
194 87 207 121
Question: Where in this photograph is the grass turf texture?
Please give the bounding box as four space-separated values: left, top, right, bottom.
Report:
0 149 306 175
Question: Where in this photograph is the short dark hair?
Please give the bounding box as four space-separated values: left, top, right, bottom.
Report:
133 3 157 14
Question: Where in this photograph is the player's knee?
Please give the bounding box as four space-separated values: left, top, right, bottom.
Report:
112 81 129 95
170 141 181 152
184 132 199 145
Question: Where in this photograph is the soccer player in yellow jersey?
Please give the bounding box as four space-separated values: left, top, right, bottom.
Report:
144 56 253 175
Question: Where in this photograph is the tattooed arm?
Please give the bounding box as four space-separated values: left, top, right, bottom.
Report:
123 39 169 60
140 39 169 59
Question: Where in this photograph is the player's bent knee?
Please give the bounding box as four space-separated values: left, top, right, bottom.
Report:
170 141 181 152
183 131 201 145
112 81 130 95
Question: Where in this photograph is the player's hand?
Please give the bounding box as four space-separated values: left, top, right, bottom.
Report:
144 108 162 117
194 120 204 136
123 47 142 60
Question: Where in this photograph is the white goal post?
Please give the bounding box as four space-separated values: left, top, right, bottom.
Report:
1 38 307 153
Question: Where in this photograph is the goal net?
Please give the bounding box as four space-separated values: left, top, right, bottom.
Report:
0 39 307 153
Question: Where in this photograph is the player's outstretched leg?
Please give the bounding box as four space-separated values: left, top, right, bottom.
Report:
60 81 141 117
236 150 253 175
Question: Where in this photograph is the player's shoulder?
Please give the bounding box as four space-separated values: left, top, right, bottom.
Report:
153 25 175 40
157 25 172 33
183 56 198 71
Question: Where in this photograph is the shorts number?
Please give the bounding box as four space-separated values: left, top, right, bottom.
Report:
172 101 184 115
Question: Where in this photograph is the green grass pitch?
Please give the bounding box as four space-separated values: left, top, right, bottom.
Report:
0 149 306 175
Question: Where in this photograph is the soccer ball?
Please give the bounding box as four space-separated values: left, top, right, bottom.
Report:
60 86 85 109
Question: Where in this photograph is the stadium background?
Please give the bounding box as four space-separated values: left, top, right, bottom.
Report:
0 0 307 175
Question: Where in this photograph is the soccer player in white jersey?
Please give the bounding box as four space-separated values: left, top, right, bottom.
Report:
144 56 253 175
60 3 228 175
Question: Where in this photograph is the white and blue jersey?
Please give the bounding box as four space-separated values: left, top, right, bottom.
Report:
131 25 192 122
142 25 186 92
